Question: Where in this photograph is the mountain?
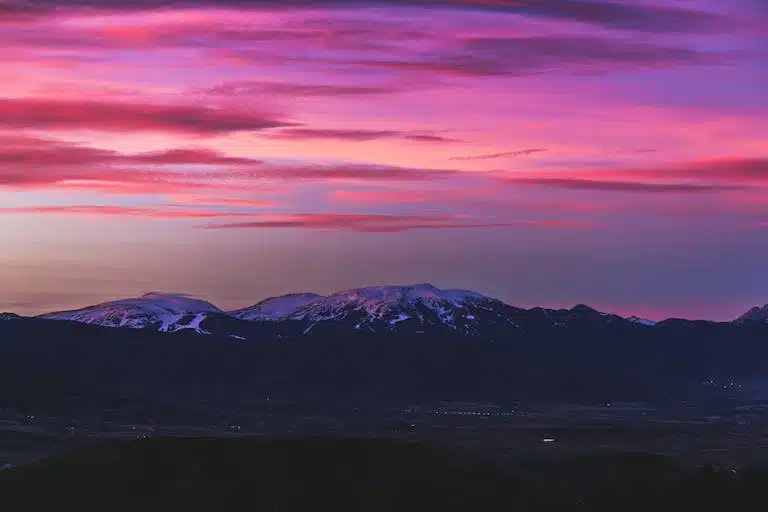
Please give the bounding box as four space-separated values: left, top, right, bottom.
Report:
37 292 222 333
28 284 764 342
29 284 668 339
230 293 322 321
3 304 768 412
4 287 768 412
0 312 22 321
284 283 523 335
736 305 768 324
525 304 628 328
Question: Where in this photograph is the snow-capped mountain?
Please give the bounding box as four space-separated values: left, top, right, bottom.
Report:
627 316 657 327
230 293 322 321
736 305 768 324
0 312 22 321
37 292 222 333
28 284 759 341
284 283 522 335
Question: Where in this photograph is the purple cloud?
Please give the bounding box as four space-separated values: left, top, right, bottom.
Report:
0 98 295 135
267 128 460 142
2 1 730 34
205 80 403 97
505 178 745 194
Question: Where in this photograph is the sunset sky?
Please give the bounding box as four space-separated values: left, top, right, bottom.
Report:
0 0 766 320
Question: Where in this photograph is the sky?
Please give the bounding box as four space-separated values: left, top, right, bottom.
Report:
0 0 766 321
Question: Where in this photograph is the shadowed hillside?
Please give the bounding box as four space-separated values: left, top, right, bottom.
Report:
3 317 768 412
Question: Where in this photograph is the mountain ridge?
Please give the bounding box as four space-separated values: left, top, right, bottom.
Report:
18 283 765 340
3 287 768 410
737 305 768 324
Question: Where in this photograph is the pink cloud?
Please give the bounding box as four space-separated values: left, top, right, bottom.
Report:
636 158 768 184
234 163 458 183
330 188 502 205
505 178 742 194
128 148 263 165
204 80 404 98
0 1 730 36
167 196 278 207
0 98 293 134
266 128 461 143
450 148 547 161
500 157 768 193
0 135 462 194
0 204 592 232
202 213 593 232
0 205 270 219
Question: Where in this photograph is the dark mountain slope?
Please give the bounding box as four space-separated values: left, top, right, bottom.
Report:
2 315 768 412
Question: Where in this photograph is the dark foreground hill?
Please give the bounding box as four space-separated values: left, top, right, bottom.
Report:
2 315 768 413
1 437 767 511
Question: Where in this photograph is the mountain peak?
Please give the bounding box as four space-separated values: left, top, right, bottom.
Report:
231 293 323 321
570 304 598 314
736 304 768 323
38 293 221 330
288 284 506 334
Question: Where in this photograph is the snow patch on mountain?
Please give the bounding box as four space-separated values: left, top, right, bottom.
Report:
37 293 221 330
0 312 22 321
627 316 657 327
230 293 322 321
163 313 212 335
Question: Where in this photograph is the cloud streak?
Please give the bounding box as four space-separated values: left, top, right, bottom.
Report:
201 213 591 232
330 36 729 79
0 205 591 232
2 1 729 34
266 128 460 143
450 148 547 161
513 158 768 192
0 205 271 219
0 135 464 203
504 178 743 194
0 98 294 135
633 158 768 184
205 80 404 97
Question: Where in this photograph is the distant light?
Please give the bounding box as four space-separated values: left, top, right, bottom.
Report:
542 438 556 443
